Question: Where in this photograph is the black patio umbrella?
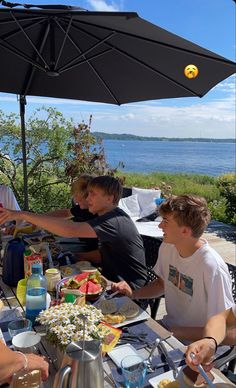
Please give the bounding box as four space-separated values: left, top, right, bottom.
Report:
0 2 235 209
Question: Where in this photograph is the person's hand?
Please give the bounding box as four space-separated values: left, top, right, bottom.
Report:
0 208 18 226
25 354 49 381
111 281 133 297
185 338 215 372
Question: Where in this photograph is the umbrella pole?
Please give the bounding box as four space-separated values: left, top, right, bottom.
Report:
19 95 29 211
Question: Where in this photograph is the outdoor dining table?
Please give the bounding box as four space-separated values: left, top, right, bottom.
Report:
0 275 233 387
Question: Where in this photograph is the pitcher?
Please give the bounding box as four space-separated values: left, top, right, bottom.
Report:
53 340 104 388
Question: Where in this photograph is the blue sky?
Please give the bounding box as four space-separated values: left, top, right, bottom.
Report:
0 0 235 138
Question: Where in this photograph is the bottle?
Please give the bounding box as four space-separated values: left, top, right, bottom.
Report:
26 263 47 325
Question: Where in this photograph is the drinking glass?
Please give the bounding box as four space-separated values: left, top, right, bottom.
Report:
121 355 147 388
8 319 32 338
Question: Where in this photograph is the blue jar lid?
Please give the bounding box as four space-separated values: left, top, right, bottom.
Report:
31 263 43 274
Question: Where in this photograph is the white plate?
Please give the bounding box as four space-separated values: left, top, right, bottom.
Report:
110 296 149 328
108 343 139 368
149 366 229 388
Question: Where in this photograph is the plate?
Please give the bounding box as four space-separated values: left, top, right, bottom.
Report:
149 367 182 388
148 366 230 388
108 343 139 367
109 296 149 328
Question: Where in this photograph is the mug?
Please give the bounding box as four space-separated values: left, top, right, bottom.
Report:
12 331 41 353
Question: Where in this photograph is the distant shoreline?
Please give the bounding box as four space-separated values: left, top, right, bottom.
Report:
92 132 235 143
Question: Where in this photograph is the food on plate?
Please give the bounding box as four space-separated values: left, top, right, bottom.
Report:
158 379 179 388
118 300 139 319
60 270 106 301
103 313 126 325
182 366 214 387
97 299 117 314
97 322 121 353
79 280 102 295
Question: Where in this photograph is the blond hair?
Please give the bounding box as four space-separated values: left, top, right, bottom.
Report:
71 174 94 198
159 195 211 238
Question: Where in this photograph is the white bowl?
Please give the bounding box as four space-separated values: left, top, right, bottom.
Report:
12 331 41 353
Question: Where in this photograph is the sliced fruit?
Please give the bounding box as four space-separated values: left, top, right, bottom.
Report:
79 280 102 295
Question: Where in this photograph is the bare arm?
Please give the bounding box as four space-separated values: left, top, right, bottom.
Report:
112 278 165 299
45 208 72 218
0 208 97 238
0 343 49 384
185 308 235 369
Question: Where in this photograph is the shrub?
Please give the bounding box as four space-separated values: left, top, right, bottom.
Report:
217 173 236 224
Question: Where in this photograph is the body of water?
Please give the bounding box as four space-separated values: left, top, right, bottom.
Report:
103 140 235 176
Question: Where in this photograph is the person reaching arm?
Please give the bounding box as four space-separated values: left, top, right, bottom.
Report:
0 342 49 385
185 305 236 370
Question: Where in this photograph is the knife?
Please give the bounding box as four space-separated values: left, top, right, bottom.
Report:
157 340 179 379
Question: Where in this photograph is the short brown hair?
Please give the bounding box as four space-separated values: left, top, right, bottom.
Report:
71 174 94 198
159 195 211 238
88 176 122 205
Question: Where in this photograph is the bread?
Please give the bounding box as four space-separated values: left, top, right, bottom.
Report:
103 313 126 324
97 299 117 314
158 379 180 388
118 300 139 319
182 366 214 387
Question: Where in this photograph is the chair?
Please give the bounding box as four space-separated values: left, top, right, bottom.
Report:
214 262 236 375
141 235 163 319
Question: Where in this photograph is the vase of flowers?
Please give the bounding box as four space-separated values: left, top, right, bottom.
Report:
37 303 104 353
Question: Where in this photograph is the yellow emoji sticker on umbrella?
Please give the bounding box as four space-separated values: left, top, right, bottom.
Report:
184 64 199 79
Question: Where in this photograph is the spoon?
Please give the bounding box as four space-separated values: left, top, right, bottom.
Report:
190 352 215 388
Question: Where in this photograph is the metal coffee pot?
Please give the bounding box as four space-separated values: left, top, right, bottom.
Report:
53 340 104 388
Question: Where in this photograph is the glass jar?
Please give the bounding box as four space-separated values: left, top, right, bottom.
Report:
45 268 61 292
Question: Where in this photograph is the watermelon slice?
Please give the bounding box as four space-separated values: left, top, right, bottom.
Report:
79 280 102 295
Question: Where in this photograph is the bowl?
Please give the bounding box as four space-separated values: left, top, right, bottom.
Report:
12 331 41 353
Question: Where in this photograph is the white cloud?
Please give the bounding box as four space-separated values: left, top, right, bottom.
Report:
86 0 121 12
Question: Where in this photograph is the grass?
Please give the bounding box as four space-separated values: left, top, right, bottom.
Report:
117 171 236 224
118 172 220 202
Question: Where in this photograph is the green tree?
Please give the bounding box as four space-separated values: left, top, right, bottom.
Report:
0 107 118 212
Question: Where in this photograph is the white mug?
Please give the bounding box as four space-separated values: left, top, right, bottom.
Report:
12 331 41 353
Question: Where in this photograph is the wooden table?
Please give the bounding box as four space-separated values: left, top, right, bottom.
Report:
0 276 234 387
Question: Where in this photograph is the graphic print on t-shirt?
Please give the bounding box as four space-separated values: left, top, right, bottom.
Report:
168 264 193 296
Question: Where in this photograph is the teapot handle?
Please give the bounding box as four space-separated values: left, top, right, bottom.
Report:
52 365 71 388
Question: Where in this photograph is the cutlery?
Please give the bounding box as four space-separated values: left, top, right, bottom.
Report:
190 352 215 388
157 340 179 379
106 291 120 300
146 338 161 372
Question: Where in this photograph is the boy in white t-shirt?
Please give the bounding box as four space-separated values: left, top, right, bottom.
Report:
112 195 234 343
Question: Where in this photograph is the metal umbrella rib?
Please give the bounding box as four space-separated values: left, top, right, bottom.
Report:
0 3 235 210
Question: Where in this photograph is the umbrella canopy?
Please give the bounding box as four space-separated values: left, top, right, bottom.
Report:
0 2 235 209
